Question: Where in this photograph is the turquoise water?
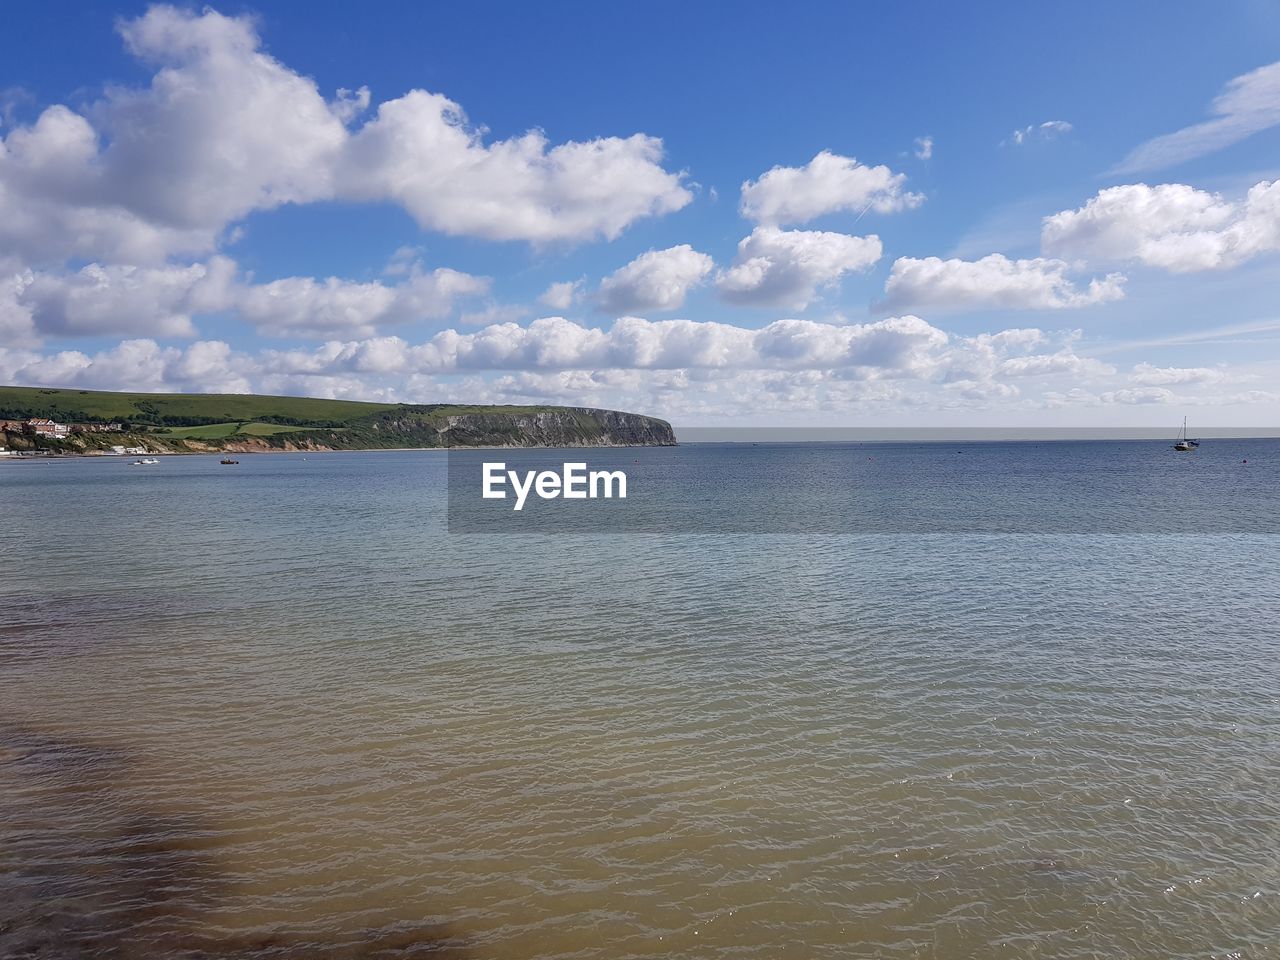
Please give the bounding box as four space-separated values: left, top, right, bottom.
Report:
2 444 1278 959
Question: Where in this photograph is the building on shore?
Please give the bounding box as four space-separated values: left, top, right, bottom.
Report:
25 418 71 438
71 422 124 433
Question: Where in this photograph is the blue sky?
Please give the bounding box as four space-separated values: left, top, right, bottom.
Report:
2 1 1279 424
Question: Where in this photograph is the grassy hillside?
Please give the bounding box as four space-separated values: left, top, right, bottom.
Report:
0 385 399 427
159 421 318 439
0 385 676 452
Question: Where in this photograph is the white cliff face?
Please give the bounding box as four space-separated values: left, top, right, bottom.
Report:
438 408 676 448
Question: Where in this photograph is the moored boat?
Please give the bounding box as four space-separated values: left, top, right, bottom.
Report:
1172 417 1200 452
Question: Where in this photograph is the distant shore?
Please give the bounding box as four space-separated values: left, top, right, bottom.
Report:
0 385 676 455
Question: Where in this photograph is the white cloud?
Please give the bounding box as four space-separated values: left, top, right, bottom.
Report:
20 258 235 337
6 318 1270 420
0 6 350 265
914 136 934 161
330 86 371 124
1042 180 1280 272
109 7 347 229
0 269 37 347
1129 362 1229 386
1006 120 1073 146
538 280 584 311
946 379 1019 402
0 5 690 265
234 276 396 340
217 315 1005 380
739 151 923 226
716 227 883 310
12 254 489 341
383 245 425 278
596 244 714 314
1114 61 1280 173
5 315 951 384
938 328 1116 384
0 105 218 263
457 303 529 327
0 316 954 403
234 264 489 338
997 351 1115 379
1045 385 1280 411
0 338 249 394
1099 387 1176 405
340 93 690 244
878 254 1125 312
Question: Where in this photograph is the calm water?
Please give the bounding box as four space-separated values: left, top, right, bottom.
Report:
3 442 1278 959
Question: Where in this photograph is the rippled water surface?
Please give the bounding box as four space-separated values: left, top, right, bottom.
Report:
3 444 1279 959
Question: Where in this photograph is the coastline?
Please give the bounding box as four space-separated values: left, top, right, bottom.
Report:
0 440 676 459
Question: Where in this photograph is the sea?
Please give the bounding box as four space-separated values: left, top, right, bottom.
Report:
2 440 1278 959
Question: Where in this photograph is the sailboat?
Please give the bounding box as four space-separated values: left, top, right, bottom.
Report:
1172 417 1200 452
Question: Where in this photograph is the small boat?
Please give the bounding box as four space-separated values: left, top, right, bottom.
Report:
220 458 239 465
131 458 159 465
1172 417 1200 452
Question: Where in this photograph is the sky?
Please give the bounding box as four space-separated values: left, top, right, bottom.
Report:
2 1 1279 426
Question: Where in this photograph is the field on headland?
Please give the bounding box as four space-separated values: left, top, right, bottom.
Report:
159 422 320 439
0 385 676 453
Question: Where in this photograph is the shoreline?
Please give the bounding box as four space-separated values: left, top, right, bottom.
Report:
1 441 677 460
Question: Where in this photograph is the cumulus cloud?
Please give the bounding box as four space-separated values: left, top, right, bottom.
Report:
716 227 883 310
0 338 251 394
996 351 1115 379
0 269 37 346
339 93 690 244
914 136 934 161
20 258 235 337
539 280 584 311
1005 120 1073 146
234 264 488 338
596 244 714 314
6 317 1265 418
0 315 954 385
937 328 1116 383
457 303 529 328
330 86 371 124
1042 180 1280 272
12 255 489 341
0 107 217 264
0 5 690 265
739 151 923 226
0 9 349 264
1114 61 1280 173
877 254 1125 313
233 277 392 339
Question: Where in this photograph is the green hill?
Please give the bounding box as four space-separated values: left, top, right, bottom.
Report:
0 385 676 453
0 385 400 427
